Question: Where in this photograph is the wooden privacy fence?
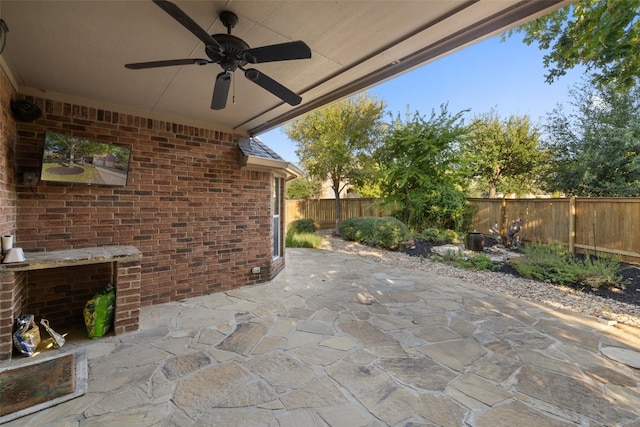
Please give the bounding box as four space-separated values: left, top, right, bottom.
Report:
286 198 390 229
287 197 640 263
469 197 640 263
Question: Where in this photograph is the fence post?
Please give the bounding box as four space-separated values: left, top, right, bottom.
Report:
500 198 507 236
568 196 575 253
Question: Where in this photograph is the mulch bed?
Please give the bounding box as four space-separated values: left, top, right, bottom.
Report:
402 238 640 307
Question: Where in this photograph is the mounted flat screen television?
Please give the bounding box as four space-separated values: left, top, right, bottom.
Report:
40 131 132 187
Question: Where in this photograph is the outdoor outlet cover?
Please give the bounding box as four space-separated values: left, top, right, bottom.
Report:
251 266 260 274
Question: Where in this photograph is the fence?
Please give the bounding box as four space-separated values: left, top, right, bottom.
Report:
287 197 640 263
469 197 640 263
285 198 389 229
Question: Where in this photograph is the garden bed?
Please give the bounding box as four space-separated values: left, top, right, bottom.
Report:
402 238 640 307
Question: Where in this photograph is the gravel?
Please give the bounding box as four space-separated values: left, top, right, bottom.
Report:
319 232 640 328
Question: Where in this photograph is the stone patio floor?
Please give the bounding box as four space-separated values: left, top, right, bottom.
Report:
5 247 640 426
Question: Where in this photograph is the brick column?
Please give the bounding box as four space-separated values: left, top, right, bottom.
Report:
113 259 141 335
0 271 25 361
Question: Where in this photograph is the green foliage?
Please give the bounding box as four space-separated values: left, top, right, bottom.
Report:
339 216 408 249
372 217 408 249
542 82 640 196
513 242 625 289
286 176 322 199
376 106 471 232
287 219 316 235
505 0 640 90
432 250 498 271
285 232 323 248
339 217 377 244
420 228 460 244
463 110 548 197
285 93 386 226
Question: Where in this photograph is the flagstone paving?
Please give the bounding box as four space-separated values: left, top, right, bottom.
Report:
5 248 640 426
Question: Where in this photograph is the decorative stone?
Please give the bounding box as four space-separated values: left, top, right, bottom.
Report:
475 401 574 427
414 394 467 427
244 352 316 389
215 322 269 356
600 346 640 369
280 377 349 410
161 351 211 380
379 356 457 391
417 338 487 371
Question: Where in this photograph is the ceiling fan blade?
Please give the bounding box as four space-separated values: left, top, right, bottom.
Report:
244 68 302 106
244 41 312 64
152 0 223 51
211 72 231 110
125 58 210 69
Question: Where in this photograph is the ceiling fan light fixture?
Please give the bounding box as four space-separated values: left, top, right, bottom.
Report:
125 0 311 110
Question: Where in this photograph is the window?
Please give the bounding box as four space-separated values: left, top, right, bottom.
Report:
273 177 282 258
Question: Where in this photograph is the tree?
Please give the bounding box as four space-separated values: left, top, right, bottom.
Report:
542 81 640 196
286 175 322 199
376 106 470 232
284 93 385 227
463 111 547 197
506 0 640 90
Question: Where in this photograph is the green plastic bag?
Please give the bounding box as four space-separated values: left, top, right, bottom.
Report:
83 284 115 339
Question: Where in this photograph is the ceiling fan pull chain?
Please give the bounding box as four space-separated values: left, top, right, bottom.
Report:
232 71 236 104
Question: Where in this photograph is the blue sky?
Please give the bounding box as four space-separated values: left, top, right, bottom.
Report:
258 33 587 165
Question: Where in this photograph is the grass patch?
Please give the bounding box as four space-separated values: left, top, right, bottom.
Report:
286 232 323 248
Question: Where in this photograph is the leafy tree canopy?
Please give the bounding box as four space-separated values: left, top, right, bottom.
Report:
506 0 640 90
463 111 547 197
376 106 471 231
284 93 385 226
542 81 640 196
286 175 322 199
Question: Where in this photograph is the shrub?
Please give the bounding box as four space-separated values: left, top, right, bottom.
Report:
287 219 316 235
442 229 460 244
339 217 377 244
286 232 323 248
419 227 460 244
373 217 408 249
420 227 442 242
513 242 625 289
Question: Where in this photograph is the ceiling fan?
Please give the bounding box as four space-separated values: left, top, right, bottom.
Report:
125 0 311 110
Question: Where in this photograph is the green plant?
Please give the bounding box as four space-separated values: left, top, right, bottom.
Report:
287 218 316 235
419 227 460 244
442 229 460 244
420 227 442 242
433 250 498 271
373 217 408 249
339 217 377 244
286 232 323 248
513 242 625 289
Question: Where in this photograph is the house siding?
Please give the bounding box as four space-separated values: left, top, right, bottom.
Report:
13 96 281 305
0 66 19 359
0 61 285 359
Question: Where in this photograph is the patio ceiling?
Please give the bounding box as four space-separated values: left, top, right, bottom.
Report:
0 1 571 136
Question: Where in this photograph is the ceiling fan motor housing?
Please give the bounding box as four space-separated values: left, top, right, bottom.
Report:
206 33 249 71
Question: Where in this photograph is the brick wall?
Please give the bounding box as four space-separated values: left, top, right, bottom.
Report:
12 96 282 309
0 66 18 359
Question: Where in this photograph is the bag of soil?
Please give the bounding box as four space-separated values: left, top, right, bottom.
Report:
13 314 41 357
83 284 115 339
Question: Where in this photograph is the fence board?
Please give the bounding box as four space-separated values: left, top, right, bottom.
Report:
286 198 387 229
288 197 640 263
